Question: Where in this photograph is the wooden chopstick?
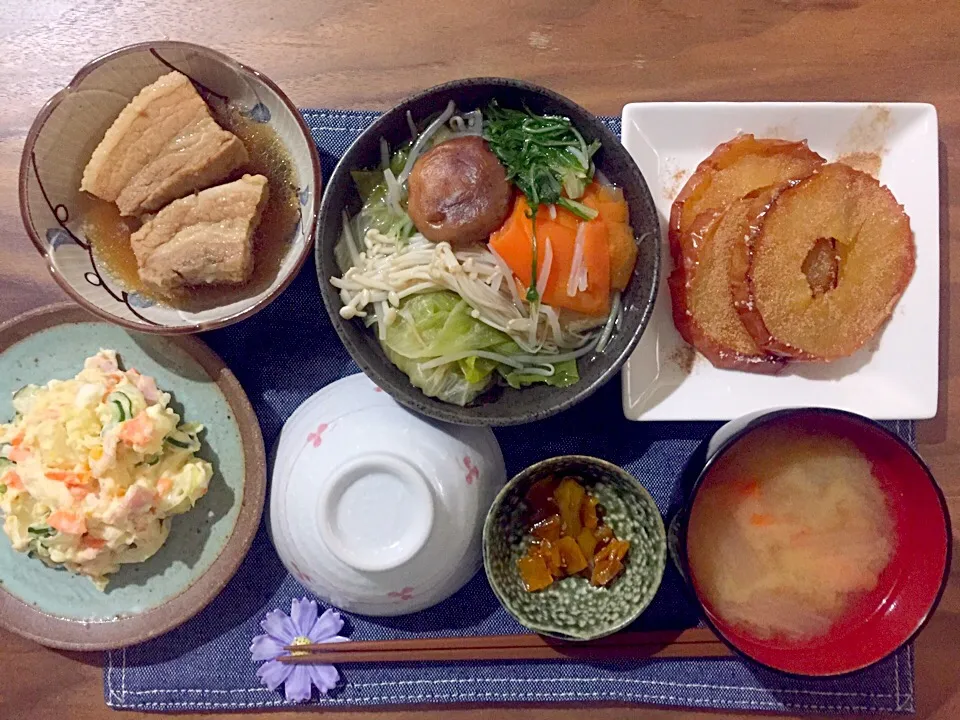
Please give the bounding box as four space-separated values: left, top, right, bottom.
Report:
278 627 731 664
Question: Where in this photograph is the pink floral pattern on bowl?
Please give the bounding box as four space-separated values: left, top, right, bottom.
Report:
463 456 479 485
307 423 330 448
387 587 415 602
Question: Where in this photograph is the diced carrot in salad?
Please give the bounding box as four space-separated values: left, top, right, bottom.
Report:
119 412 154 446
156 476 173 497
4 471 24 491
81 535 106 550
47 510 88 535
46 470 85 484
7 445 31 464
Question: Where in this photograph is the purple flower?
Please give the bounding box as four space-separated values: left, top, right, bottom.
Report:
250 598 349 702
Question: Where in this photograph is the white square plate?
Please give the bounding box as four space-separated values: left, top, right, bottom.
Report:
620 102 939 421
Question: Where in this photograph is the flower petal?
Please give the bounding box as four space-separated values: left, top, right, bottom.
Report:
261 609 297 644
308 608 344 643
307 664 340 694
283 665 313 703
324 635 350 644
290 598 318 636
256 659 292 692
250 633 286 661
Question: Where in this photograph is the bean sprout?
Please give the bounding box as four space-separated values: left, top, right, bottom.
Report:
397 101 456 185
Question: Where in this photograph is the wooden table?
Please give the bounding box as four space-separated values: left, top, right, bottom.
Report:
1 1 957 718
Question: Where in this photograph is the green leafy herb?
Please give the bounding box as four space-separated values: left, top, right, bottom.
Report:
483 101 601 301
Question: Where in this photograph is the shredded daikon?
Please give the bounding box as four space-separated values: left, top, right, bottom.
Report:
406 110 418 141
567 222 587 296
397 101 456 185
537 237 554 299
379 137 390 170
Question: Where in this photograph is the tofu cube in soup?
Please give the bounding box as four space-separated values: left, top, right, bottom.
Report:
130 174 269 289
80 71 248 216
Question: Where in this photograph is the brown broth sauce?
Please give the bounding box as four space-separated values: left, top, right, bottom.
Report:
82 104 301 310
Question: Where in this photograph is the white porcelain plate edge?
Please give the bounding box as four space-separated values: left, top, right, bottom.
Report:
619 101 940 422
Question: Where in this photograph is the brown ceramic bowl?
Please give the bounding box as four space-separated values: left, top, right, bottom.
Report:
0 304 266 649
19 41 321 334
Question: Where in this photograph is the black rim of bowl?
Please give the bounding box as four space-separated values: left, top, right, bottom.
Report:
674 407 952 679
315 77 660 426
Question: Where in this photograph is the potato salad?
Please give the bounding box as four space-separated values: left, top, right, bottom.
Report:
0 350 212 590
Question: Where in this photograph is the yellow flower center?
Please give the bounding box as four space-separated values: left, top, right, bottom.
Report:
289 636 312 657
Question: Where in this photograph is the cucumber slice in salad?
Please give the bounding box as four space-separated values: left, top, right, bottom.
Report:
107 391 134 423
12 385 39 412
164 427 200 451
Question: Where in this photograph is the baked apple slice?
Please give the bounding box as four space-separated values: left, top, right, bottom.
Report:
737 163 915 360
669 186 786 374
669 135 824 262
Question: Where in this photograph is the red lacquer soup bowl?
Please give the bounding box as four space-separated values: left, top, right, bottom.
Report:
675 408 951 677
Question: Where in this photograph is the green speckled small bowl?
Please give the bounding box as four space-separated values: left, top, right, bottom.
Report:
483 455 666 641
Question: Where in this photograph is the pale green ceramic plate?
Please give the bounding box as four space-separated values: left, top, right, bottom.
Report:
0 304 265 649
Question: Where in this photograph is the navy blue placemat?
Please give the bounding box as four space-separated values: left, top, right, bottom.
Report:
103 110 915 714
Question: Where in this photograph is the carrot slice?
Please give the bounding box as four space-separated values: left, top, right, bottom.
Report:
583 183 629 224
489 197 611 316
607 222 639 292
581 182 637 291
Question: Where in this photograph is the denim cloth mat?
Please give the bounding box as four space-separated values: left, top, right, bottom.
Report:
104 109 916 713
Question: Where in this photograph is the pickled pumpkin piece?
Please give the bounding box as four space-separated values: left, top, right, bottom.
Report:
591 538 631 587
556 536 589 574
576 526 599 560
554 477 586 536
594 525 614 552
581 496 599 530
518 553 554 591
526 476 559 520
532 539 563 576
532 514 563 542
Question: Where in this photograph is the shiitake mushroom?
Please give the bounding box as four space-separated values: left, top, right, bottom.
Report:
407 136 512 245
